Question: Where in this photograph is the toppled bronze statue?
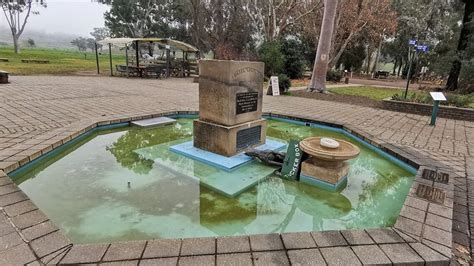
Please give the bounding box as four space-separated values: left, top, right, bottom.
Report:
245 149 286 167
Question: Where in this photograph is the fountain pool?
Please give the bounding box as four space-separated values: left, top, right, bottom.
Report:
10 117 416 244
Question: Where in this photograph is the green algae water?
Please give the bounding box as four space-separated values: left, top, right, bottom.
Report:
12 118 415 243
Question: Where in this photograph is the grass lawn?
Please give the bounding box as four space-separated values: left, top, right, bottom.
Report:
0 46 125 75
328 86 409 100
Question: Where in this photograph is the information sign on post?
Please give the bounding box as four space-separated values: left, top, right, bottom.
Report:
270 76 280 96
429 92 447 126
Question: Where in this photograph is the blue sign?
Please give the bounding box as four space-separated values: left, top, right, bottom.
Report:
416 45 429 52
409 39 417 45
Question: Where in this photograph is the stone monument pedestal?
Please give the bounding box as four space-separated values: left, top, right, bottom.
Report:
194 60 266 157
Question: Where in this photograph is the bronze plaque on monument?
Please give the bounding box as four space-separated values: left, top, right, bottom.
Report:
236 126 262 150
236 92 259 115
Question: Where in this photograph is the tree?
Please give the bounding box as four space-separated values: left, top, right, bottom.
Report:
243 0 323 42
71 37 88 51
90 27 110 41
446 0 474 91
329 0 397 68
26 38 35 47
308 0 338 92
1 0 47 53
89 27 109 51
338 42 366 71
86 38 96 52
281 38 306 79
259 41 284 76
187 0 255 59
100 0 188 39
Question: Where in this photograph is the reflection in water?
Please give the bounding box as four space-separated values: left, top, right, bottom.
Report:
12 118 415 243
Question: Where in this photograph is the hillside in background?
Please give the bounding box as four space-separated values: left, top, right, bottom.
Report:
0 26 80 49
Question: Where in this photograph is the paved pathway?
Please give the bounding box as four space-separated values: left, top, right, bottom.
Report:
0 76 472 264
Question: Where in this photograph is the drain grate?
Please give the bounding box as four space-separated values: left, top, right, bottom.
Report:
416 184 446 204
421 169 449 184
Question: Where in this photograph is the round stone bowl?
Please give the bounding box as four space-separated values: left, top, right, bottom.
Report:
299 137 360 161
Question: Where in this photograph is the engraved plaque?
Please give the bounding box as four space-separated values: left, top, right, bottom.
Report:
421 169 449 184
236 126 261 150
236 92 258 115
416 184 446 204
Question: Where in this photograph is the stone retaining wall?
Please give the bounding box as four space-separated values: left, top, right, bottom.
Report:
382 99 474 121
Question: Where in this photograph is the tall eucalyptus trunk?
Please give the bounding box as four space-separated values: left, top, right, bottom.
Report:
308 0 338 92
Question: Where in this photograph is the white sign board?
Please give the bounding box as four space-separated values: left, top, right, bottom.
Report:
270 76 280 96
430 92 447 101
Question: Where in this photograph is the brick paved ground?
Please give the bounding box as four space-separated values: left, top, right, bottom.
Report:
0 76 472 265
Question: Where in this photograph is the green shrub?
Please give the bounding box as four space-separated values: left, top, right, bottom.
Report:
259 41 284 77
326 69 342 82
280 39 306 79
391 92 474 108
278 74 291 94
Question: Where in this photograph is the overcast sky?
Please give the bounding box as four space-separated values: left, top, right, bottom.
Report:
22 0 109 36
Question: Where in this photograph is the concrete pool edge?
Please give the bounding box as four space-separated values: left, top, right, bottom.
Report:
0 111 453 265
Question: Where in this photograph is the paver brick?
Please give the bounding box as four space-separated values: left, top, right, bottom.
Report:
143 239 181 258
249 234 284 251
287 248 326 265
21 220 58 241
366 228 405 244
180 237 215 256
60 243 109 264
4 200 38 217
30 230 72 258
422 225 452 247
352 245 391 265
0 191 28 207
409 242 450 265
0 243 36 265
394 216 423 236
428 204 453 219
216 253 252 266
216 236 250 253
320 246 361 265
400 205 426 222
253 251 289 266
178 255 215 266
0 215 15 237
0 183 18 196
425 213 452 232
0 232 23 251
10 209 48 229
311 231 347 247
380 243 423 265
340 230 374 245
102 240 146 262
281 232 316 249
